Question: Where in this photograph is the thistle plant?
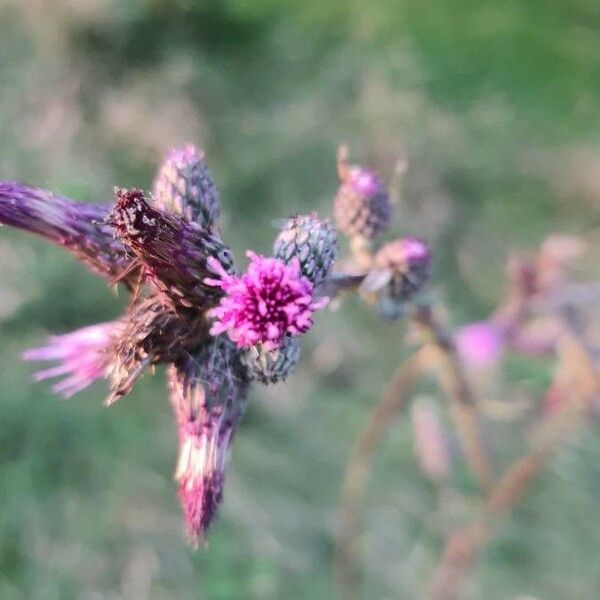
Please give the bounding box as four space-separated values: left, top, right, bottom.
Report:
1 141 432 548
0 145 337 545
328 188 599 600
3 143 595 600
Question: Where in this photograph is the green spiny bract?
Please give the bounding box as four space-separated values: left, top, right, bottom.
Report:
273 213 338 285
241 336 300 384
153 145 221 229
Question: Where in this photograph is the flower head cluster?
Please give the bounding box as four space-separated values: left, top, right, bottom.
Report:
206 251 327 350
0 143 337 545
0 142 429 546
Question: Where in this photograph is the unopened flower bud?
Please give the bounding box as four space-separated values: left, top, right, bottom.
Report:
108 188 234 309
241 336 301 384
333 146 392 240
370 237 431 309
273 214 338 285
152 145 221 228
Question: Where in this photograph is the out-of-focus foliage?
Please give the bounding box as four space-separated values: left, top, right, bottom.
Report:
0 1 598 598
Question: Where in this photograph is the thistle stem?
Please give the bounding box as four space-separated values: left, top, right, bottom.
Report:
333 300 495 599
425 408 588 600
425 324 598 600
412 305 494 492
335 351 424 600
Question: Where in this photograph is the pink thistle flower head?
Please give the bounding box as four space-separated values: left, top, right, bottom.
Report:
374 236 431 271
168 339 249 545
348 165 384 197
22 322 117 398
175 421 230 546
205 251 327 350
455 321 505 370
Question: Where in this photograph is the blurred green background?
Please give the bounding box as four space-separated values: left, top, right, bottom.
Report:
1 1 599 598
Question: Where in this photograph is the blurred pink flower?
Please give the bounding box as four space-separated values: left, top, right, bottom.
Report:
455 321 505 370
23 322 117 398
411 399 450 484
543 383 564 415
348 166 383 197
206 251 327 350
334 145 392 239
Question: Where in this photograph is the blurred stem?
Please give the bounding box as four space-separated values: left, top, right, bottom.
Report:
332 279 493 598
413 305 494 492
425 405 588 600
349 236 375 271
315 272 365 299
425 324 599 600
425 448 547 600
335 350 425 600
387 155 409 206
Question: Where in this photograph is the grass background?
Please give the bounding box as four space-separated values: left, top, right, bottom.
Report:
0 1 599 598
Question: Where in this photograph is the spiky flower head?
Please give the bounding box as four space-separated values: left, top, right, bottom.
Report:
23 322 118 398
455 321 505 370
273 213 338 285
374 236 431 302
241 335 301 384
152 145 221 228
169 335 249 545
206 251 327 350
107 188 233 309
106 296 206 404
0 182 132 284
333 146 392 240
